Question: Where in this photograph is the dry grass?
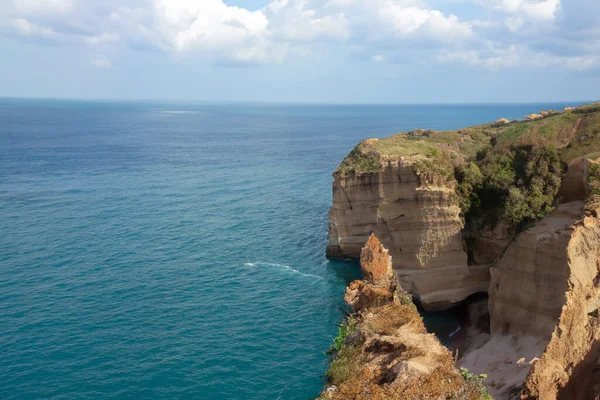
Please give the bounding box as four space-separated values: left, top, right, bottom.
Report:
362 303 425 336
326 344 364 386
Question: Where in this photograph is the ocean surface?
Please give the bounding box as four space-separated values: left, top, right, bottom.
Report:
0 99 579 400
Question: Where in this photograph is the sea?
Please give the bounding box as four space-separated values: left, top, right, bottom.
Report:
0 99 579 400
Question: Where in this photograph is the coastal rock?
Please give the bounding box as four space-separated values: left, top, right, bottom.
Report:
539 110 556 117
344 281 393 311
327 160 489 311
526 113 543 120
359 233 395 288
322 236 484 400
462 201 600 399
521 206 600 400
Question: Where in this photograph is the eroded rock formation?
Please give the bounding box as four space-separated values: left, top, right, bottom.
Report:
322 235 486 400
327 160 489 311
521 206 600 400
460 201 600 399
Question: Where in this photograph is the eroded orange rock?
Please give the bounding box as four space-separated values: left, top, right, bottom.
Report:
344 281 393 311
359 233 394 289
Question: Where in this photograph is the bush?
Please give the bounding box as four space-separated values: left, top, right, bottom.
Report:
325 319 362 385
329 319 357 353
455 162 484 215
459 145 562 232
460 367 492 400
325 345 362 385
336 145 380 177
588 163 600 196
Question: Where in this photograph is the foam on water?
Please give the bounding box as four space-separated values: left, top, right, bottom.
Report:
244 262 325 280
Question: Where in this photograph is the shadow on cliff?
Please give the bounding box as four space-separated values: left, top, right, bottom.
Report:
556 338 600 400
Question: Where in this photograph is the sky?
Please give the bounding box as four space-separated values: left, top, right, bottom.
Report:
0 0 599 103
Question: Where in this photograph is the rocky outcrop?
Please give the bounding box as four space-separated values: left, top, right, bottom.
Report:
526 114 543 121
326 104 600 399
460 201 600 400
359 233 395 288
327 160 489 311
344 280 394 311
521 207 600 400
322 236 487 400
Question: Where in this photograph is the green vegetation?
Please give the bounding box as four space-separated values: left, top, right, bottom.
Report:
585 161 600 211
335 143 380 176
325 344 363 385
325 318 362 385
413 150 455 186
328 319 357 354
336 102 600 233
459 145 562 231
394 285 416 309
460 367 493 400
455 162 484 214
588 162 600 196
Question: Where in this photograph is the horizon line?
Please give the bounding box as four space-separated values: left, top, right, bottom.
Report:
0 95 597 107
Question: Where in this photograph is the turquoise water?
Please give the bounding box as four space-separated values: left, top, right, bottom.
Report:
0 100 578 399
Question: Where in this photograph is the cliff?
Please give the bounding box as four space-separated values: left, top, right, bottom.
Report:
326 102 600 399
328 103 600 311
322 235 490 400
327 156 489 311
521 205 600 400
488 201 584 337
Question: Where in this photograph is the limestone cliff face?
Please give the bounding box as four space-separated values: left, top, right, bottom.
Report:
327 159 489 311
521 207 600 400
460 200 600 400
488 202 584 338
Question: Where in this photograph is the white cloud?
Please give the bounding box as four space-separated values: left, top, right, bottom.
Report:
504 16 524 32
154 0 269 52
12 0 74 15
1 0 597 73
12 18 56 38
266 0 350 41
368 2 473 41
438 43 596 70
477 0 560 20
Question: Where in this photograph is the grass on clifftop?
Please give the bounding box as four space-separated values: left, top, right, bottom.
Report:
336 102 600 179
335 101 600 231
335 142 381 176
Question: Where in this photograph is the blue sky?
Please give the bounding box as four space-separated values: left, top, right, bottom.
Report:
1 0 599 103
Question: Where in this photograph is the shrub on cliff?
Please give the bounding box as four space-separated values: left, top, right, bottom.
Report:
458 145 562 231
455 162 484 214
585 162 600 211
588 163 600 196
335 144 380 177
503 146 562 227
